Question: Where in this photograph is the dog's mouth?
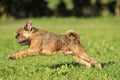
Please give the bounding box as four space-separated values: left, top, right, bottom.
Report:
18 40 30 45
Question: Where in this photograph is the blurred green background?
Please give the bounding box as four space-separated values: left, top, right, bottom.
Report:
0 0 120 19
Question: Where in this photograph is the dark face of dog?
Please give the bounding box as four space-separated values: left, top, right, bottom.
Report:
16 20 37 45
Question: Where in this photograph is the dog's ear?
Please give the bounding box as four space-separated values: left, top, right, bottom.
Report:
24 20 32 31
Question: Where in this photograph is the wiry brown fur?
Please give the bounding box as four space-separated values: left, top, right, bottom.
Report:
9 20 102 69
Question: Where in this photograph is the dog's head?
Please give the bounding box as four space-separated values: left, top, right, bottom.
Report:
16 20 38 45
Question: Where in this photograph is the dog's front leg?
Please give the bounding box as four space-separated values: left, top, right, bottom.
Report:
8 49 39 60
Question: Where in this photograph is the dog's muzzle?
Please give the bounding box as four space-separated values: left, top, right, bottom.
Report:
18 39 30 45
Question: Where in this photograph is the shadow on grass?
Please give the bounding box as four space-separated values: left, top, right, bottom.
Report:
48 61 118 69
101 61 117 68
49 62 82 69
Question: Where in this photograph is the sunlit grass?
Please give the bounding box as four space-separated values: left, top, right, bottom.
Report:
0 17 120 80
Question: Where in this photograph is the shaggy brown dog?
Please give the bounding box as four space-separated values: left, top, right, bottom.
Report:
9 20 102 68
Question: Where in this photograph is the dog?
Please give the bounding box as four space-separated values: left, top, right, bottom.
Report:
9 20 102 69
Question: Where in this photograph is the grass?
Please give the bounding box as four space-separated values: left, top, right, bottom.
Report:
0 17 120 80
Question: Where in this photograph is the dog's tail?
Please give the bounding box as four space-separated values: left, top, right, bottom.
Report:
65 30 79 40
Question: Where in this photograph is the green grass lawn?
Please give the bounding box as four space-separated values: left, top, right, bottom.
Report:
0 17 120 80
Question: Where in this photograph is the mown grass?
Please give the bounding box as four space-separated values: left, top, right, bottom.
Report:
0 17 120 80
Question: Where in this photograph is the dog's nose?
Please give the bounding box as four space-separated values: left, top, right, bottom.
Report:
16 34 20 39
15 35 19 39
15 35 17 39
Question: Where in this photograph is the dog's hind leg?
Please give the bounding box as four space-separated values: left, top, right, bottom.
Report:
87 57 102 69
69 43 91 61
73 56 91 68
70 43 102 68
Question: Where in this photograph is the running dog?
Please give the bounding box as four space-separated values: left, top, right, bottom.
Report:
9 20 102 68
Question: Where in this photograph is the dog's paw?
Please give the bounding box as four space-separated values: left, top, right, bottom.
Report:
8 55 17 60
95 63 102 69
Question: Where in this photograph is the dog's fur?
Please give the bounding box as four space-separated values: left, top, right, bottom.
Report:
9 20 102 68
